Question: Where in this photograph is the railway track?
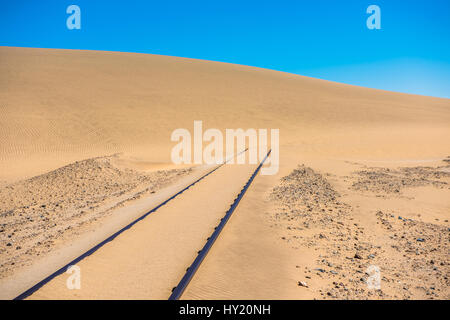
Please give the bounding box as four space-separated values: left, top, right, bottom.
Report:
12 148 269 300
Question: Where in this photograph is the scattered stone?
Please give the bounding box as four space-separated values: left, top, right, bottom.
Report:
0 155 193 279
354 253 363 259
270 162 450 300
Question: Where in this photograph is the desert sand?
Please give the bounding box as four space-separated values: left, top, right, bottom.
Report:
0 46 449 299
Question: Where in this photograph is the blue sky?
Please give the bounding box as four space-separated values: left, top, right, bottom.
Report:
1 0 449 98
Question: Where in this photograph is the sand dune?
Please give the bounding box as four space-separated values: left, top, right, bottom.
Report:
0 46 449 299
1 46 449 182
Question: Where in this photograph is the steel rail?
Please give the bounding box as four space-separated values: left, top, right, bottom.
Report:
169 149 271 300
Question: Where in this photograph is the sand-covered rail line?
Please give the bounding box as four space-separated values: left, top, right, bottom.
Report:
169 150 271 300
13 151 248 300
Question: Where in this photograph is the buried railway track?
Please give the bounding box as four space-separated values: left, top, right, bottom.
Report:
13 148 270 300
